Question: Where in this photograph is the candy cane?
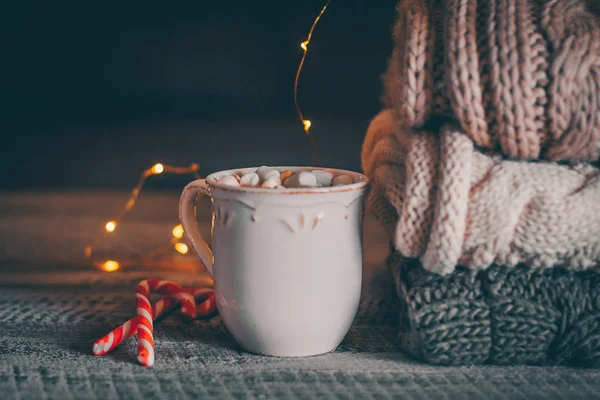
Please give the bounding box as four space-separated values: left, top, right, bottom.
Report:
147 280 198 318
92 295 175 356
136 280 199 367
91 288 212 357
194 290 216 317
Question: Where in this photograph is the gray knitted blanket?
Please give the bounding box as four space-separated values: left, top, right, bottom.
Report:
2 192 600 399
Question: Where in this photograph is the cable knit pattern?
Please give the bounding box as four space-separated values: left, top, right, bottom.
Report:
362 110 600 275
384 0 434 127
383 0 600 161
421 129 472 274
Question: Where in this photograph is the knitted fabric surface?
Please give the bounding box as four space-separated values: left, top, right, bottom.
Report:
361 109 600 275
384 0 600 161
388 248 600 366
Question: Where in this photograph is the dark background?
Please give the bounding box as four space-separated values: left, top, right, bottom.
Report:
1 0 397 190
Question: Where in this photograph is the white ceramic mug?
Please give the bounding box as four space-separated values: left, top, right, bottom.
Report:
179 166 368 357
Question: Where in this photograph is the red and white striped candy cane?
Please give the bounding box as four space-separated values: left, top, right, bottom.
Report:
93 296 178 356
194 289 216 317
92 287 215 357
147 280 198 319
136 280 198 367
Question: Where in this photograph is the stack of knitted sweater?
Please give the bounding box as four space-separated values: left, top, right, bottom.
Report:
362 0 600 366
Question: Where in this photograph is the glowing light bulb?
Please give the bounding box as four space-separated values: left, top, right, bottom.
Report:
301 41 309 51
303 119 312 131
152 163 164 174
175 242 188 254
105 221 117 232
172 224 184 239
102 260 120 272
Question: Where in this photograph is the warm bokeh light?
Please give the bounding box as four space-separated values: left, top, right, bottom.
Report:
102 260 120 272
172 224 184 239
175 243 188 255
84 163 201 268
105 221 117 232
303 119 312 131
300 41 308 51
152 163 164 174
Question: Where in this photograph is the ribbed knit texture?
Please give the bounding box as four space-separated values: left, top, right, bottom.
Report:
384 0 600 161
389 248 600 367
362 109 600 275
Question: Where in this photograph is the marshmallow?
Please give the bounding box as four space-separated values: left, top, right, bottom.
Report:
255 166 269 177
257 167 280 182
311 170 334 187
283 171 318 188
332 174 353 186
219 175 240 186
261 177 281 188
240 172 260 187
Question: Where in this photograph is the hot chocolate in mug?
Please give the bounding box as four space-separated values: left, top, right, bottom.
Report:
179 166 368 357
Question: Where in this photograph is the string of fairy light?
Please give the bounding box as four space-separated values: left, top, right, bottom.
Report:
295 0 331 167
87 1 331 272
85 163 201 272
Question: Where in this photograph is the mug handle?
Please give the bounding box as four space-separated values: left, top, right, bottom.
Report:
179 179 214 277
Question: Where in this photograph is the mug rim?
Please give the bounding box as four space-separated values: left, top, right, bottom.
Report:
205 166 369 194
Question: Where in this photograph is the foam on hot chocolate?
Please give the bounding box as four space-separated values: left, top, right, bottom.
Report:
216 167 355 189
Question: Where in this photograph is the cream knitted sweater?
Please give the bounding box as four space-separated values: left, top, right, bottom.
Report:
362 109 600 275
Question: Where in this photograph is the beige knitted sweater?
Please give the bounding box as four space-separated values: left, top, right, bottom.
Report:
385 0 600 161
362 110 600 275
